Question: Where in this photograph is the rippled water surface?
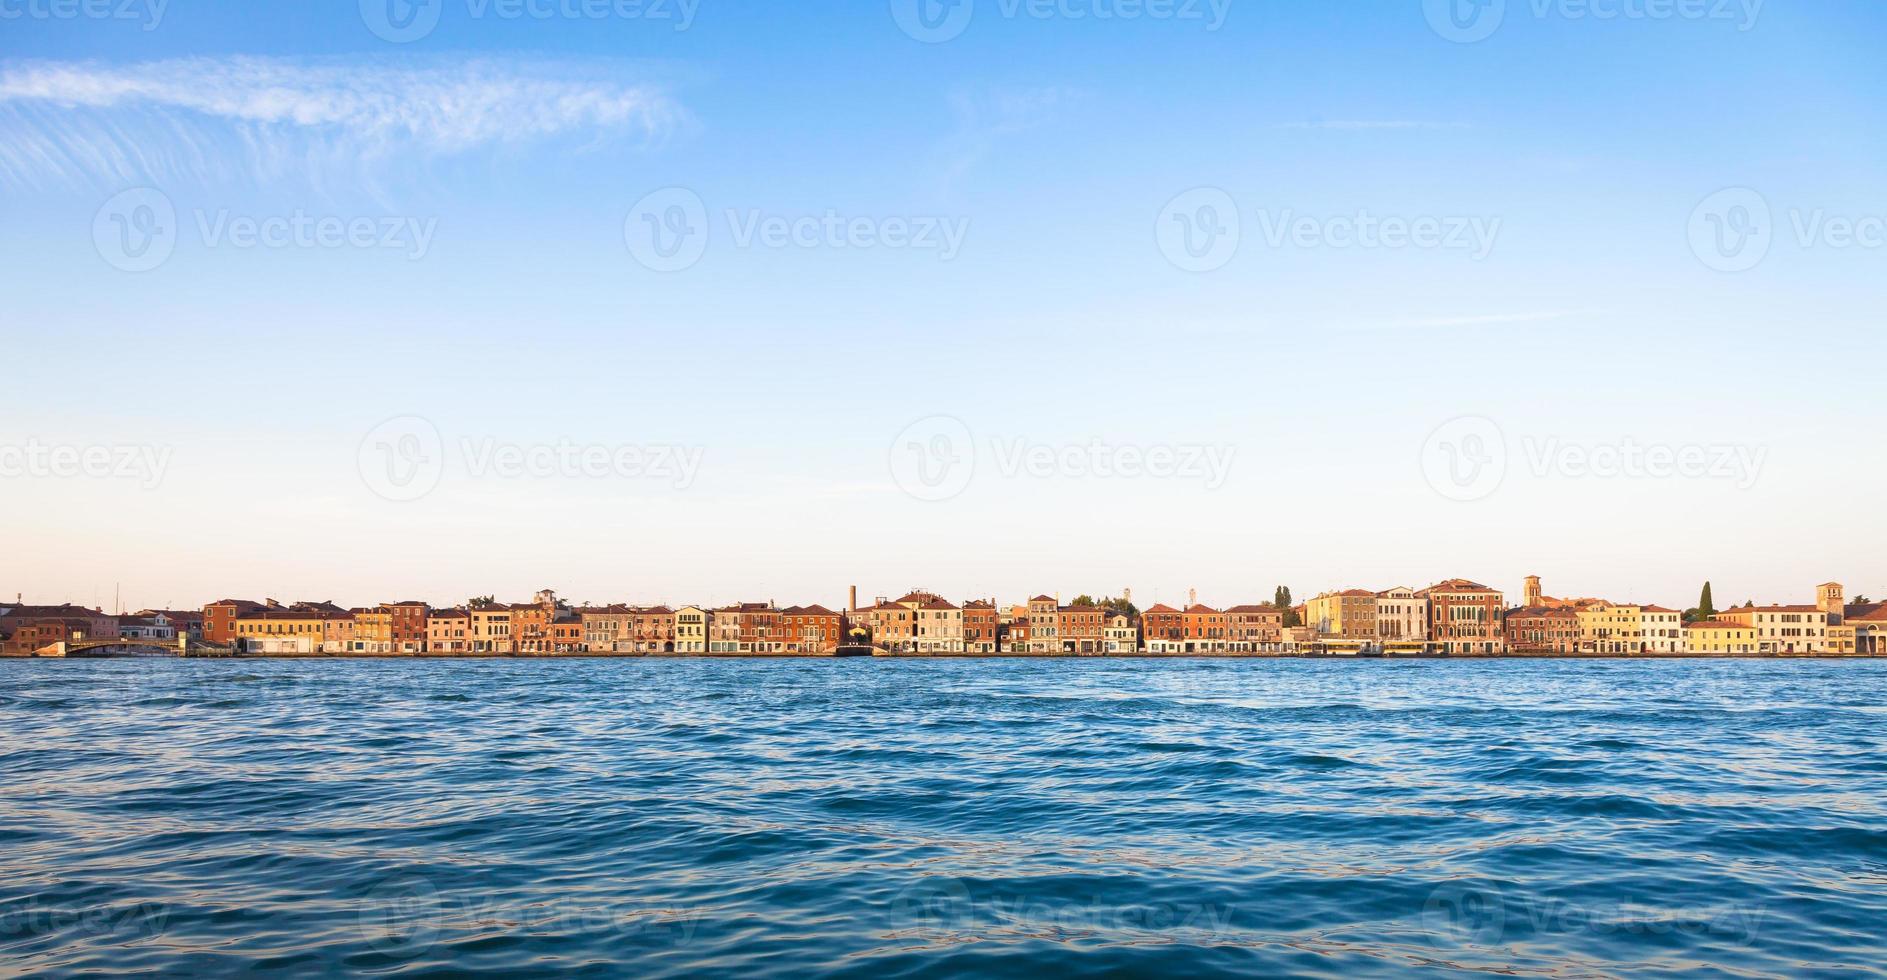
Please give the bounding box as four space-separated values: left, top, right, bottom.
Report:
3 658 1885 977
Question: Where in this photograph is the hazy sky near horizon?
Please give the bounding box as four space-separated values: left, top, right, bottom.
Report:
2 0 1883 612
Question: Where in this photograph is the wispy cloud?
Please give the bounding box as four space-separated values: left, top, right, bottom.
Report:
0 55 686 193
934 85 1076 192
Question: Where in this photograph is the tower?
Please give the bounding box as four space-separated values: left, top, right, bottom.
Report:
1818 582 1845 625
1524 575 1542 608
1188 587 1197 607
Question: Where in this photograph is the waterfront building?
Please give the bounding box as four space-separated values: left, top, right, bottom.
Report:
1026 595 1059 654
780 604 842 654
427 608 472 654
736 602 782 654
1307 590 1378 640
469 605 514 654
550 619 585 653
1577 604 1645 654
321 611 355 653
234 606 333 654
1374 588 1429 643
962 600 999 654
902 592 964 654
581 605 635 653
353 607 393 654
3 618 95 655
1183 603 1229 653
387 601 429 654
708 605 745 653
511 602 552 654
674 606 710 654
1505 606 1580 653
1142 603 1185 654
1001 605 1031 653
202 599 265 645
116 614 175 641
1641 605 1683 653
1058 604 1104 655
2 603 120 643
1685 619 1760 654
1847 600 1887 655
1226 604 1284 652
857 597 916 652
1421 579 1508 654
1819 582 1858 654
1715 604 1829 654
1104 613 1139 654
633 606 677 654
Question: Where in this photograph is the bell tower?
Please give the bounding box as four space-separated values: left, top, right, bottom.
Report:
1818 582 1845 625
1524 575 1542 608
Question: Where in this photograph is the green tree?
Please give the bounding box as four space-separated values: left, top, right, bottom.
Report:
1274 586 1300 627
1685 581 1718 622
1100 596 1140 618
1070 595 1098 607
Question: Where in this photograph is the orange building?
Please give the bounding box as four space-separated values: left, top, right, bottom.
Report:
1505 606 1579 653
633 606 676 653
780 604 843 654
1422 579 1508 654
202 599 266 645
1183 603 1229 653
1142 603 1185 654
387 601 429 653
1058 605 1104 655
963 600 998 654
1226 604 1284 652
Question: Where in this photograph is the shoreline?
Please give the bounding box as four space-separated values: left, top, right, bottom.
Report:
9 652 1882 661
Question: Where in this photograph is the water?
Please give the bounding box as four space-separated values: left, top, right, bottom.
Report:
2 658 1884 977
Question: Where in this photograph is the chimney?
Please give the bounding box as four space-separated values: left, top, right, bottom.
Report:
849 585 857 611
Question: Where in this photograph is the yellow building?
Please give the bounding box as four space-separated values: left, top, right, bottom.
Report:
469 605 513 654
1714 605 1827 654
1684 620 1759 654
234 607 332 654
1577 604 1643 653
675 606 710 654
353 608 393 654
1306 589 1378 639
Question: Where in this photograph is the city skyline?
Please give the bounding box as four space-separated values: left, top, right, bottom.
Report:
5 3 1885 607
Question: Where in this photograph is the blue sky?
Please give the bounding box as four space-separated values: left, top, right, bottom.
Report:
2 0 1884 612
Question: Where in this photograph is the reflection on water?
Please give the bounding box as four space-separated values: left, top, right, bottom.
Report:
2 658 1883 976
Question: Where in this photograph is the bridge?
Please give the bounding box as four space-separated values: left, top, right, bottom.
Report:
31 636 239 658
